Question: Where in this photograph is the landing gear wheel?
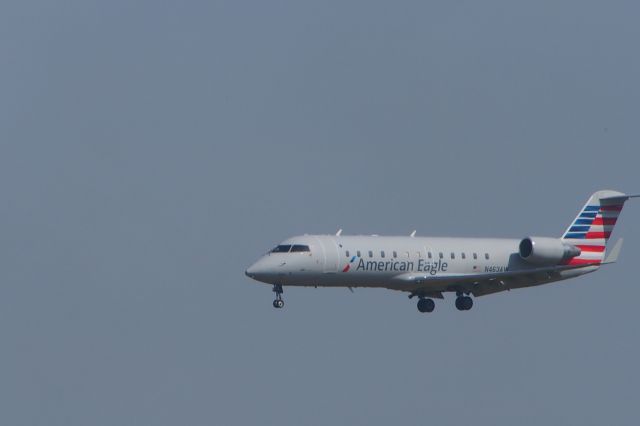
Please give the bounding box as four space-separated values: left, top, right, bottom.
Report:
455 296 473 311
417 298 435 313
463 296 473 310
272 284 284 309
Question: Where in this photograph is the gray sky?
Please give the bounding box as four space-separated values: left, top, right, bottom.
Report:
1 1 639 425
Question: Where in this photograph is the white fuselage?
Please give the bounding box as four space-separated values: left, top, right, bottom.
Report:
245 234 594 294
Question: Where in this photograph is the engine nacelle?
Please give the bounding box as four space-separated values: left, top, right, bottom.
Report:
518 237 581 265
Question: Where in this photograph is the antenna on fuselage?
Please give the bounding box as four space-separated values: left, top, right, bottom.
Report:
336 229 343 236
410 230 416 237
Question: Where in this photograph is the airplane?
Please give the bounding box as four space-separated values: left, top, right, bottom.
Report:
245 190 637 312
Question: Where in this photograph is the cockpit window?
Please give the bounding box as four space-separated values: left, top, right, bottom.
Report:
290 244 310 252
271 245 292 253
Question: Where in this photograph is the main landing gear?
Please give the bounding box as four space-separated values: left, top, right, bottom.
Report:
455 292 473 311
272 284 284 309
412 292 474 313
417 298 435 313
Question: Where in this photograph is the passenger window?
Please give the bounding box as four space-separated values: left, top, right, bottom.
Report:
345 250 350 258
461 253 466 259
428 252 432 259
439 252 443 259
393 251 397 258
416 251 422 258
451 252 455 259
357 250 361 257
368 250 373 258
473 253 478 260
485 253 490 260
405 251 410 258
381 251 385 258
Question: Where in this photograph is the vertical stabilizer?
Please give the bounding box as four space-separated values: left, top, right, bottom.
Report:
561 190 635 265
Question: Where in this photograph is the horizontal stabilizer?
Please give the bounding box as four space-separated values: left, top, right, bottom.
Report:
599 194 640 202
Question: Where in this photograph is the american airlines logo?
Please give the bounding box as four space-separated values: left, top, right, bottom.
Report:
342 255 358 272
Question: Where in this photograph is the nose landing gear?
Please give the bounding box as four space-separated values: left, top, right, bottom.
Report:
272 284 284 309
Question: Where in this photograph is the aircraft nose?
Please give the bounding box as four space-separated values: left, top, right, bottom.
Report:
244 256 282 283
245 258 270 282
245 264 256 277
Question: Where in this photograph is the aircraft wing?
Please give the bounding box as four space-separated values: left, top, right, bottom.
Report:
391 262 601 297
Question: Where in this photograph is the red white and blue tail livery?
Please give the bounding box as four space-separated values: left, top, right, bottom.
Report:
246 190 638 313
561 190 634 266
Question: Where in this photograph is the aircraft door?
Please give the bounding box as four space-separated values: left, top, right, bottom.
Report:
320 236 340 273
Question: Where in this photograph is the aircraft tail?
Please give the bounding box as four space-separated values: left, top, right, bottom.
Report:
561 190 638 265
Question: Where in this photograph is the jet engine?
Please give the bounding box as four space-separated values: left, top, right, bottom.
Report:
518 237 581 265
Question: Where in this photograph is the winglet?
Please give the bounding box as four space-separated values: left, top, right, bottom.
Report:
603 238 624 264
